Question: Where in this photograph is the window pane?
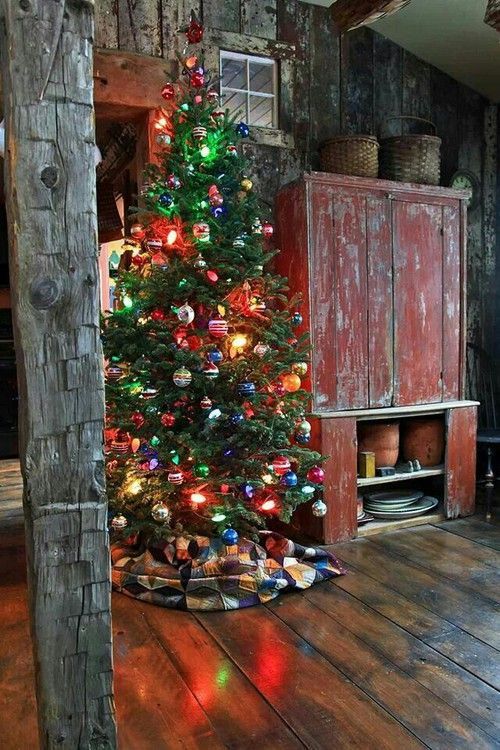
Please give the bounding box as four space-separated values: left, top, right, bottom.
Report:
221 90 247 120
221 57 246 91
249 61 274 95
249 95 274 128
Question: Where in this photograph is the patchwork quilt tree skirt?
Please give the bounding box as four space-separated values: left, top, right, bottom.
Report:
111 531 346 611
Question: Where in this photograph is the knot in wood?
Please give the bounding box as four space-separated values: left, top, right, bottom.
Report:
29 277 60 310
40 166 59 189
19 0 30 10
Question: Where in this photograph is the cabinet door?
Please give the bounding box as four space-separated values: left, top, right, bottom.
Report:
393 200 444 405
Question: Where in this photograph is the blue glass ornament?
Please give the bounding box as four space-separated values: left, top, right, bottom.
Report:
295 432 311 444
237 381 256 398
158 192 174 207
281 470 298 487
291 311 303 327
236 122 250 137
231 413 244 425
208 348 223 364
221 528 239 545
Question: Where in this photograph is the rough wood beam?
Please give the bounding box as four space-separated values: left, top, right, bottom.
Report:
0 1 117 747
94 48 174 111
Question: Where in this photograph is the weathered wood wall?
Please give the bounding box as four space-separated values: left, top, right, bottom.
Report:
94 0 497 360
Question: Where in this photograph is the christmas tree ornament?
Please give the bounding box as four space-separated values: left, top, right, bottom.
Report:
194 463 210 478
272 456 291 476
227 144 238 156
237 381 256 398
141 387 158 400
111 514 128 530
207 348 223 363
241 177 253 191
111 433 129 453
161 83 175 100
173 325 188 343
208 184 219 197
106 365 123 382
186 334 202 350
193 254 207 269
190 70 205 88
312 499 328 517
262 221 274 238
146 237 163 252
160 412 176 427
253 342 270 357
208 318 228 337
207 89 219 103
186 15 203 43
203 361 219 379
131 411 145 428
291 311 303 327
152 503 171 522
159 192 174 207
191 492 207 504
233 237 245 248
209 192 224 207
295 433 311 445
150 308 166 322
292 361 308 376
173 367 192 387
236 122 250 137
282 373 302 393
166 174 182 189
211 110 225 123
274 380 286 397
281 470 298 487
177 303 195 324
231 413 244 425
167 470 184 484
298 420 312 434
192 125 208 140
156 133 172 147
130 222 146 240
252 218 263 234
221 528 238 545
200 396 213 409
192 222 210 241
307 466 325 484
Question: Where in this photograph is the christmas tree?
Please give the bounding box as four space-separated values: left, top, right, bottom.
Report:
103 14 327 547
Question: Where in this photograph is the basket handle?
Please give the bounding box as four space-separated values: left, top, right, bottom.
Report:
381 115 437 136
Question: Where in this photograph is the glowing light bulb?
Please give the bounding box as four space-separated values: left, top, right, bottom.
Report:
191 492 207 504
262 473 273 484
123 295 133 308
166 229 178 245
128 479 142 496
200 145 210 158
212 513 227 522
232 334 248 349
261 498 276 511
155 117 168 130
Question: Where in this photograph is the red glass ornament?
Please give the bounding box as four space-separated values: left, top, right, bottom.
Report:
186 19 203 43
131 254 146 267
186 334 202 350
130 222 146 240
274 380 286 397
190 71 205 88
273 456 291 476
262 221 274 238
146 237 163 252
307 466 325 484
161 83 175 101
150 308 166 322
200 396 212 409
131 411 145 428
209 193 224 207
160 412 175 427
208 318 228 338
173 326 188 343
207 89 219 103
208 184 219 197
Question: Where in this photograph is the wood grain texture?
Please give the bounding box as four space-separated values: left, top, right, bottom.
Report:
240 0 276 39
442 204 462 400
445 405 477 517
437 517 500 551
117 0 162 57
402 51 431 131
340 27 374 135
94 49 172 113
203 0 240 32
309 6 340 161
430 67 459 185
95 0 119 49
321 417 358 543
373 32 403 137
0 1 116 747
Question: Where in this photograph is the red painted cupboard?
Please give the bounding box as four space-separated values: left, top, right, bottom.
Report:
276 173 477 543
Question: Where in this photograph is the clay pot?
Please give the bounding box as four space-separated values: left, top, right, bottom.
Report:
402 417 444 467
357 421 400 467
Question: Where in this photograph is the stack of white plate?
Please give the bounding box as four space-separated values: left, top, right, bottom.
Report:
363 490 438 520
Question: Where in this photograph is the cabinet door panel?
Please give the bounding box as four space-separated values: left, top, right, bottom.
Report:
393 201 443 405
367 197 393 407
442 205 461 400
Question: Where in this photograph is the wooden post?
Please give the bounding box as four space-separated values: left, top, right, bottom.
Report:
0 1 117 747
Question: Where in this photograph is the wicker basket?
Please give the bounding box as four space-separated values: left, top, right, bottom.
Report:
332 0 411 32
485 0 500 31
320 135 379 178
379 116 441 186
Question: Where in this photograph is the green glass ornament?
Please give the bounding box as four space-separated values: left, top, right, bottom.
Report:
194 463 210 478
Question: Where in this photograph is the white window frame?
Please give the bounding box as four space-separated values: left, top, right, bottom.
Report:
220 50 278 130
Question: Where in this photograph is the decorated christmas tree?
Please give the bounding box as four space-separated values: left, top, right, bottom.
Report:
103 14 327 548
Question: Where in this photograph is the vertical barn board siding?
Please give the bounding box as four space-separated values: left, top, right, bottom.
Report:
242 143 280 207
240 0 277 39
95 0 119 49
309 6 340 165
340 28 374 135
309 185 338 410
366 196 393 407
117 0 161 57
482 104 497 351
0 1 117 747
445 406 477 517
331 191 368 409
430 67 459 185
393 201 443 405
373 32 403 137
321 417 358 543
203 0 240 33
442 205 461 400
402 51 431 132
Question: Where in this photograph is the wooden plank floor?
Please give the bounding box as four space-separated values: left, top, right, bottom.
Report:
0 462 499 749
